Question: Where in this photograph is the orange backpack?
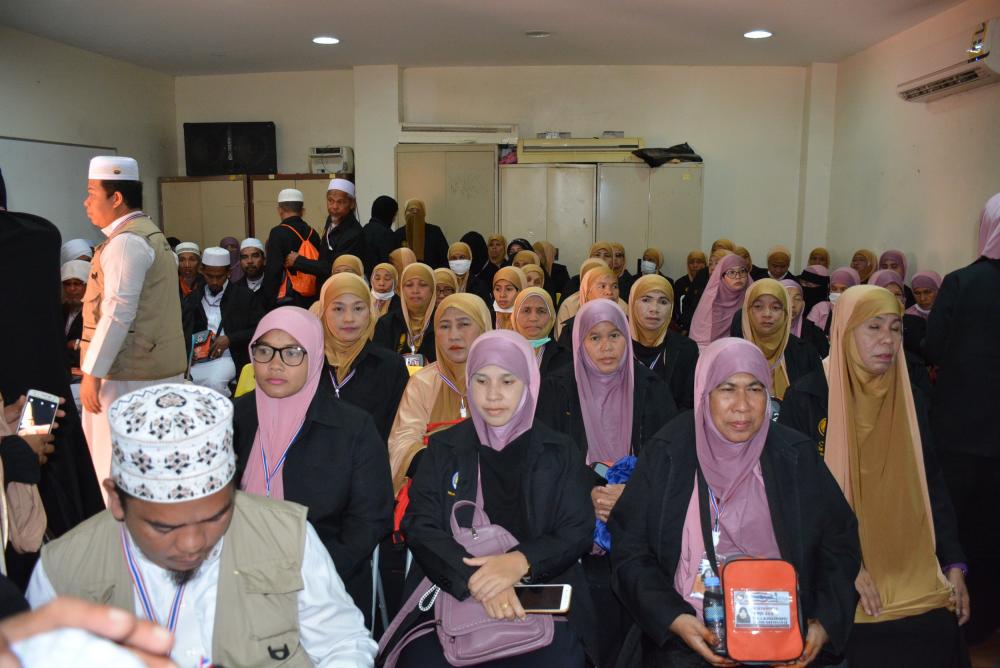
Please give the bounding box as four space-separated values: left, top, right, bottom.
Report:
278 224 320 299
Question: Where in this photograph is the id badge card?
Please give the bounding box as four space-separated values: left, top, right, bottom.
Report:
403 352 425 374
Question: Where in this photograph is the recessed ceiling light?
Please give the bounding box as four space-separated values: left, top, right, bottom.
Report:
744 30 773 39
525 30 552 38
312 36 340 45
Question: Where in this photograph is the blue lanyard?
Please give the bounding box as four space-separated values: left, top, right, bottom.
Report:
437 372 467 418
328 368 356 398
261 424 304 497
121 526 186 632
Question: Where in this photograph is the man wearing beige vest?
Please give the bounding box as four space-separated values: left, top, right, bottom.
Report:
27 383 377 667
79 156 187 502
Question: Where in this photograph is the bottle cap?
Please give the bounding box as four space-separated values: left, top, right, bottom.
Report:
704 575 720 587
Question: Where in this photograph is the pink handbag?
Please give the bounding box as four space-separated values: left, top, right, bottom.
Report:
377 464 554 667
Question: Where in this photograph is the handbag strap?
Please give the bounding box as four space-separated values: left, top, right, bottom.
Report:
448 459 488 535
696 466 720 580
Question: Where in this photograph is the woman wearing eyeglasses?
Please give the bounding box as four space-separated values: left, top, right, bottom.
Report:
689 254 751 351
233 306 394 627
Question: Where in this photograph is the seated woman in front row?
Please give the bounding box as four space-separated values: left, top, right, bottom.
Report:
392 330 598 667
610 337 860 667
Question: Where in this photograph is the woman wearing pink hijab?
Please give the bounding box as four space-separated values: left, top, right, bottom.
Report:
689 254 751 351
878 250 916 307
234 306 393 624
391 330 597 666
807 266 861 335
609 338 859 667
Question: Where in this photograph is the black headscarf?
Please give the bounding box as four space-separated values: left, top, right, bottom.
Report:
371 195 398 227
461 231 489 272
799 267 831 316
506 238 533 262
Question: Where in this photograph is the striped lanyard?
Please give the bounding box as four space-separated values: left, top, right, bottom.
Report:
328 368 357 398
437 373 467 419
261 424 304 497
648 348 666 370
707 486 723 548
120 526 186 633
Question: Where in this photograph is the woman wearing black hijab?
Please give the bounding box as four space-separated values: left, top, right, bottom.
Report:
460 231 498 303
505 238 533 265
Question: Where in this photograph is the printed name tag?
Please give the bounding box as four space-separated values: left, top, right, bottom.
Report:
732 589 793 629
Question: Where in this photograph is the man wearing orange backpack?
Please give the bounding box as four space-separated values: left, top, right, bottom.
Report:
261 188 321 309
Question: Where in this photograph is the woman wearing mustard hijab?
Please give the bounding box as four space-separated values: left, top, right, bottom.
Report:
331 253 365 278
317 274 409 441
370 262 399 318
611 242 637 300
386 293 492 492
373 262 438 364
557 264 621 347
512 286 572 375
560 240 615 298
394 199 449 269
629 275 699 411
491 266 526 330
732 278 822 402
779 285 968 667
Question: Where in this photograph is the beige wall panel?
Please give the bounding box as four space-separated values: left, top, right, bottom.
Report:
160 181 203 245
546 166 596 274
200 179 247 247
648 165 704 279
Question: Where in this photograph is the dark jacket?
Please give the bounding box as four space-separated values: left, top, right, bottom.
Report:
536 363 677 464
232 273 274 313
394 224 450 269
609 413 861 656
362 217 399 277
673 268 708 334
372 308 437 363
538 341 572 376
293 212 367 287
233 385 394 609
550 262 570 302
617 270 636 301
925 259 1000 456
262 216 320 308
633 330 699 411
800 317 830 359
729 311 824 390
400 419 599 660
320 342 409 442
178 274 205 304
778 367 965 569
64 309 83 370
181 282 265 372
902 313 927 365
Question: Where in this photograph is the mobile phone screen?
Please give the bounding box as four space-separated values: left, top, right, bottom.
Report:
514 585 567 612
18 395 58 435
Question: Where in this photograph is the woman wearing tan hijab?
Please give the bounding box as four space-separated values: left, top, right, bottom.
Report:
370 262 398 318
560 240 615 298
521 263 546 288
779 285 968 667
557 264 620 347
386 293 492 491
611 242 636 300
512 286 571 375
394 199 449 268
389 246 417 276
317 273 409 441
511 249 541 269
331 253 365 278
534 239 570 299
372 262 438 365
808 247 831 268
487 234 507 267
673 250 707 333
433 267 458 302
629 274 699 410
851 249 878 283
491 266 526 330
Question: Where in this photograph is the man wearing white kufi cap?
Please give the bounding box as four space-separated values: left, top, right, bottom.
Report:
61 259 90 372
261 188 322 308
181 247 265 397
175 241 205 300
80 157 187 503
26 383 378 667
60 238 93 264
235 236 268 298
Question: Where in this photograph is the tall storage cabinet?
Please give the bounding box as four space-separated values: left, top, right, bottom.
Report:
159 176 248 249
248 174 331 239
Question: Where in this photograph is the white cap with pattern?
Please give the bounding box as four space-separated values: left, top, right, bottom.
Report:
109 383 235 503
88 156 139 181
175 241 201 257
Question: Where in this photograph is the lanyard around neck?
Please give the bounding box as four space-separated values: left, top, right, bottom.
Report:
328 367 357 398
437 372 467 419
120 526 186 633
261 424 304 497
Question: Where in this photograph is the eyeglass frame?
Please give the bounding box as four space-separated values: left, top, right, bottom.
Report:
723 268 749 279
250 342 308 366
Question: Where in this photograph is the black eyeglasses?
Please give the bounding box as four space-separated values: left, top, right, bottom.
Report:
251 343 307 366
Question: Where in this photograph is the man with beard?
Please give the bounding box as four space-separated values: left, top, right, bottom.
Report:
175 242 205 301
235 237 270 311
26 383 378 667
285 178 366 290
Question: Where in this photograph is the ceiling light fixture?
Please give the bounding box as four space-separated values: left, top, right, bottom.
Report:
312 36 340 45
525 31 552 38
744 30 773 39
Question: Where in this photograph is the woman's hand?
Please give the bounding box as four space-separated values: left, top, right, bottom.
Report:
20 433 55 465
481 587 526 621
668 614 738 666
855 567 882 617
776 619 828 667
4 396 25 431
463 551 529 602
591 483 626 522
947 568 970 625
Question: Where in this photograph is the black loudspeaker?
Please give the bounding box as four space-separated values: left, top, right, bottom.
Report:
184 122 277 176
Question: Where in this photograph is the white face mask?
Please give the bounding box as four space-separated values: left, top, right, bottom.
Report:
372 289 395 301
828 291 841 304
449 259 472 276
640 260 657 275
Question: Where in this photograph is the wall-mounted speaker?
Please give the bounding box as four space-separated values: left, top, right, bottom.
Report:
184 122 277 176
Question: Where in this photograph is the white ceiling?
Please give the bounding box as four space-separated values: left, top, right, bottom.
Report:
0 0 966 75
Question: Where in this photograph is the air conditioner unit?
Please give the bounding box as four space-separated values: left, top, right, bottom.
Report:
398 123 518 144
897 18 1000 102
309 146 354 174
517 137 645 164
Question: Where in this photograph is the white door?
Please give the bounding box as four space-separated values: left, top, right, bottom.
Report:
597 164 651 276
545 165 596 275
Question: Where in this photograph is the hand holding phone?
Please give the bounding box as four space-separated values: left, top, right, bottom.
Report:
17 390 61 436
514 584 572 614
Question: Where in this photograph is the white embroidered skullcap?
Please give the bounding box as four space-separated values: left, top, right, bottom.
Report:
240 237 265 253
61 259 91 283
278 188 304 203
13 628 145 668
88 156 139 181
109 383 235 503
60 238 93 264
175 241 201 257
327 178 355 197
201 246 231 268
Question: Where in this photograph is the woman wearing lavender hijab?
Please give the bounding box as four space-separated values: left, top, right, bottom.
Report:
610 338 860 667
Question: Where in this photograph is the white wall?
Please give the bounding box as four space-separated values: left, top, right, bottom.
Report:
828 0 1000 274
0 26 176 235
403 65 809 266
174 70 354 175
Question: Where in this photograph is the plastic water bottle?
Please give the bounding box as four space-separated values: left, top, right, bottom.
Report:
703 575 727 655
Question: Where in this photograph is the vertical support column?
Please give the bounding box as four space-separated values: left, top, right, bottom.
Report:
353 65 401 221
795 63 837 270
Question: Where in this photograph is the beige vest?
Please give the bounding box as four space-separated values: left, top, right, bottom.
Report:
80 215 187 380
41 492 313 668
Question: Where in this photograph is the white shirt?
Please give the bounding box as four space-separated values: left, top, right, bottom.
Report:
27 522 377 668
246 276 263 293
81 211 156 378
